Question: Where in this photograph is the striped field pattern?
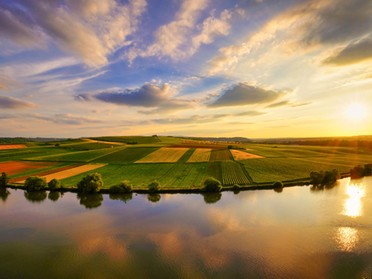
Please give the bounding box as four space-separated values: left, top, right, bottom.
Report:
187 148 212 162
135 147 189 163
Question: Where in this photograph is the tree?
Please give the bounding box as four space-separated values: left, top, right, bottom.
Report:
147 193 161 203
48 178 61 190
24 190 47 203
109 180 132 194
0 172 8 188
24 176 47 191
203 177 222 192
48 191 61 202
77 173 103 193
148 180 160 193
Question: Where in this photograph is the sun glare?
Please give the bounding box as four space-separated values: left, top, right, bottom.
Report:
345 103 368 121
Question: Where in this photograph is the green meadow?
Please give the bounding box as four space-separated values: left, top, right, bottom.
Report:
1 136 372 190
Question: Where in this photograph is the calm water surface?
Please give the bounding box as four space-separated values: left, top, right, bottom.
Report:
1 178 372 279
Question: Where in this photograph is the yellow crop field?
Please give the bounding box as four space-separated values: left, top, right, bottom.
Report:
136 147 189 163
187 148 211 162
40 164 106 182
231 149 264 160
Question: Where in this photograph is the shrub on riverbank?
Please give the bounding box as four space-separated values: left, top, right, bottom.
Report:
0 172 8 188
203 177 222 192
350 164 372 179
310 169 339 186
25 176 47 191
148 180 160 193
77 173 103 193
48 178 61 190
109 180 132 194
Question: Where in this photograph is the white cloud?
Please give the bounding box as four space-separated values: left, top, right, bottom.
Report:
0 0 147 67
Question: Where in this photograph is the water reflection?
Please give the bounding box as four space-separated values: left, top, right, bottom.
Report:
77 193 103 209
0 188 10 202
147 193 161 203
342 180 365 218
48 191 61 202
202 192 222 204
109 193 133 203
335 227 359 252
24 190 47 203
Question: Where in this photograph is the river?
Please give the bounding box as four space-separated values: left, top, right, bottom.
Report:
0 177 372 278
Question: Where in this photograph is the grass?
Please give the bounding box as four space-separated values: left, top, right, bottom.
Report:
0 147 67 162
221 161 251 185
210 149 232 161
93 147 159 163
136 148 189 163
242 154 372 183
27 148 121 163
61 163 208 189
59 142 115 151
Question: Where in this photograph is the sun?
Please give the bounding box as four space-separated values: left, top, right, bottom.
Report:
345 103 368 121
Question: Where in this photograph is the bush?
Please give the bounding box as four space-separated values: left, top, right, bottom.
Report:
203 177 222 192
24 176 47 191
310 169 339 186
48 178 61 189
77 173 103 193
148 180 160 193
0 172 8 188
109 180 132 194
273 181 283 188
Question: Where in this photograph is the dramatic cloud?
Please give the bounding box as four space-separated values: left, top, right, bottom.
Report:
208 0 372 74
128 0 232 61
0 96 35 109
83 83 192 112
0 0 146 67
323 38 372 66
209 83 285 107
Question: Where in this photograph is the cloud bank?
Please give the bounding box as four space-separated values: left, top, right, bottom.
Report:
209 83 285 107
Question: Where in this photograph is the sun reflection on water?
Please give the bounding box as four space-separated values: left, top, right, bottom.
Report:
335 227 359 252
342 180 365 218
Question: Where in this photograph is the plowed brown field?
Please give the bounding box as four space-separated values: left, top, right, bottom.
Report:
0 144 26 150
0 161 57 176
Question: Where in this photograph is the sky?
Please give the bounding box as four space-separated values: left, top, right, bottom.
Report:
0 0 371 138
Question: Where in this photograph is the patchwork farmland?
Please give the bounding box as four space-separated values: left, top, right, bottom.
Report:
1 135 372 190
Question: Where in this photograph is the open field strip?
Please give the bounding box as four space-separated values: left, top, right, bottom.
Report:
230 149 264 160
209 149 233 161
16 164 107 183
0 161 57 176
82 138 125 145
187 148 212 162
93 147 158 163
221 161 251 185
28 147 124 162
135 147 189 163
0 144 26 150
61 163 208 189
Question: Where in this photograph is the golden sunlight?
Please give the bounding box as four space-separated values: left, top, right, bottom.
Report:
345 103 368 121
335 227 359 252
342 180 365 218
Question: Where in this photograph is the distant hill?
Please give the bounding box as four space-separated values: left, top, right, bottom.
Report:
180 136 252 143
0 137 67 144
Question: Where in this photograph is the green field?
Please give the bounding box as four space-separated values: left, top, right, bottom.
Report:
2 136 372 190
92 147 159 163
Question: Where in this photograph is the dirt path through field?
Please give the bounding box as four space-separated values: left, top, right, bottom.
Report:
230 149 264 160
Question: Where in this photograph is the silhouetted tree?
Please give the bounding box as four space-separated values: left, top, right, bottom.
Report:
109 180 132 194
148 180 160 193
